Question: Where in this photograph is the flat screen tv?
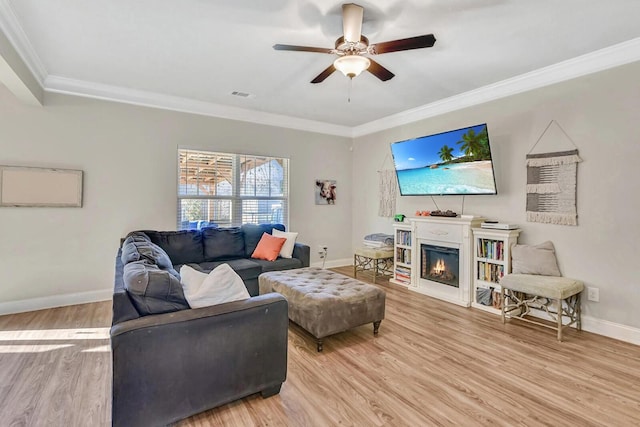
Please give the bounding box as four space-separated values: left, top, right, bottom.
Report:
390 123 498 196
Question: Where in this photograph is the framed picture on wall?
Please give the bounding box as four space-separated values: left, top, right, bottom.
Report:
315 179 336 205
0 166 83 207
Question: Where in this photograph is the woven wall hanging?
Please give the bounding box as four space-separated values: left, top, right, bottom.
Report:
378 153 397 217
526 121 582 226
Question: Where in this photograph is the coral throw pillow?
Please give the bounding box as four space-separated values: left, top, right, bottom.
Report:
251 232 287 261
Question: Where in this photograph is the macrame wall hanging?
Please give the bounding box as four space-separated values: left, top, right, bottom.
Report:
378 153 397 217
526 120 582 226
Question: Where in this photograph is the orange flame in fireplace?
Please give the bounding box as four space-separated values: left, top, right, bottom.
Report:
432 258 446 274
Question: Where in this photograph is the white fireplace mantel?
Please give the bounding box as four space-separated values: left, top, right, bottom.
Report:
408 216 484 306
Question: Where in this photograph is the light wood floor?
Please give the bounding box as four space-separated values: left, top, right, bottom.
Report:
1 268 640 426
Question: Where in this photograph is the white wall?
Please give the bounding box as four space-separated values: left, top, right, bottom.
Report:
0 87 352 306
352 61 640 330
2 58 639 339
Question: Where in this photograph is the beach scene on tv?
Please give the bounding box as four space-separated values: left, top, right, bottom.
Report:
391 124 497 195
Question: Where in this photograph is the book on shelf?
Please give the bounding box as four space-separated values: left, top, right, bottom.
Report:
395 247 412 265
394 274 411 284
477 261 505 283
395 266 411 275
395 230 412 246
477 239 504 261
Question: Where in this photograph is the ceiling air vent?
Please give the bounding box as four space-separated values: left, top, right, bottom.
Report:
230 91 254 99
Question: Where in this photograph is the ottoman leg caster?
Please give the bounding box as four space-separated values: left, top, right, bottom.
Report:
316 339 323 352
373 320 381 336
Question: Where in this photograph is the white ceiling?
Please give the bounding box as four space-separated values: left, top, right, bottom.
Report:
2 0 640 132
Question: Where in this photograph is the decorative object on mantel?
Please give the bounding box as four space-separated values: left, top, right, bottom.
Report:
377 152 397 217
0 165 83 207
315 179 337 205
526 120 582 226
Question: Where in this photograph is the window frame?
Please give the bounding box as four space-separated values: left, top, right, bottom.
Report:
177 148 289 229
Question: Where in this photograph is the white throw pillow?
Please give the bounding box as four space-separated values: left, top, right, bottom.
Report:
272 229 299 259
179 264 250 308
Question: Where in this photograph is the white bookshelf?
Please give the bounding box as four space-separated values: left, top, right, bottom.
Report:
471 227 520 315
390 222 412 287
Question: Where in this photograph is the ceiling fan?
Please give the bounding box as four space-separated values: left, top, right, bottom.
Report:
273 3 436 83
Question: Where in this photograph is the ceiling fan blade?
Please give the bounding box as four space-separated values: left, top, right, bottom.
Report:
273 44 333 54
367 58 395 81
311 64 336 84
370 34 436 54
342 3 364 43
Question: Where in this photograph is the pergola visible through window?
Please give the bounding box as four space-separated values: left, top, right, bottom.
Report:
178 149 289 230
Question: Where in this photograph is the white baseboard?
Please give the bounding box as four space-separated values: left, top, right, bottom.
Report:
0 289 112 316
310 258 353 269
581 315 640 346
518 308 640 346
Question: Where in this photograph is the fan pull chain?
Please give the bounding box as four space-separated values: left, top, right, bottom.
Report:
348 77 353 103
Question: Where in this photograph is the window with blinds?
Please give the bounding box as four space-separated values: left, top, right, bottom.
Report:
177 149 289 230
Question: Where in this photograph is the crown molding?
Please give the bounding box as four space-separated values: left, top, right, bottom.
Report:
0 0 46 85
351 37 640 138
44 75 353 138
46 37 640 139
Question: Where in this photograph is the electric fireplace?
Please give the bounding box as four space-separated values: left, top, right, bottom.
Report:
421 244 460 288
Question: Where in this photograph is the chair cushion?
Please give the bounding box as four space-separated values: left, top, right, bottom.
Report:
123 261 190 315
241 223 285 257
141 230 204 265
202 227 245 261
500 273 584 300
354 247 394 259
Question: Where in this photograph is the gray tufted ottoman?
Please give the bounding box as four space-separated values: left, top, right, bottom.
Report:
259 267 386 351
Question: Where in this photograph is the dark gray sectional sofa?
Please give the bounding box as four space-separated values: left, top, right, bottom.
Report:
111 223 309 427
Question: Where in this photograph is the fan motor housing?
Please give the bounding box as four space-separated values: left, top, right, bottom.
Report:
335 35 369 54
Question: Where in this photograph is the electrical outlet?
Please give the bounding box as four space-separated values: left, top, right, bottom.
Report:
318 245 328 259
587 287 599 302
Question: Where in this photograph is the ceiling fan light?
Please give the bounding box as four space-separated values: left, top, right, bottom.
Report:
333 55 371 78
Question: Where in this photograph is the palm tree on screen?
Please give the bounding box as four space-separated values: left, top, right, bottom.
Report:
457 129 484 159
438 145 454 163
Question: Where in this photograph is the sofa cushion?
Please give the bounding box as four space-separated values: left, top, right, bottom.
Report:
251 257 303 272
123 261 190 315
192 258 262 281
142 230 204 265
202 227 245 261
241 223 285 257
179 264 250 308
